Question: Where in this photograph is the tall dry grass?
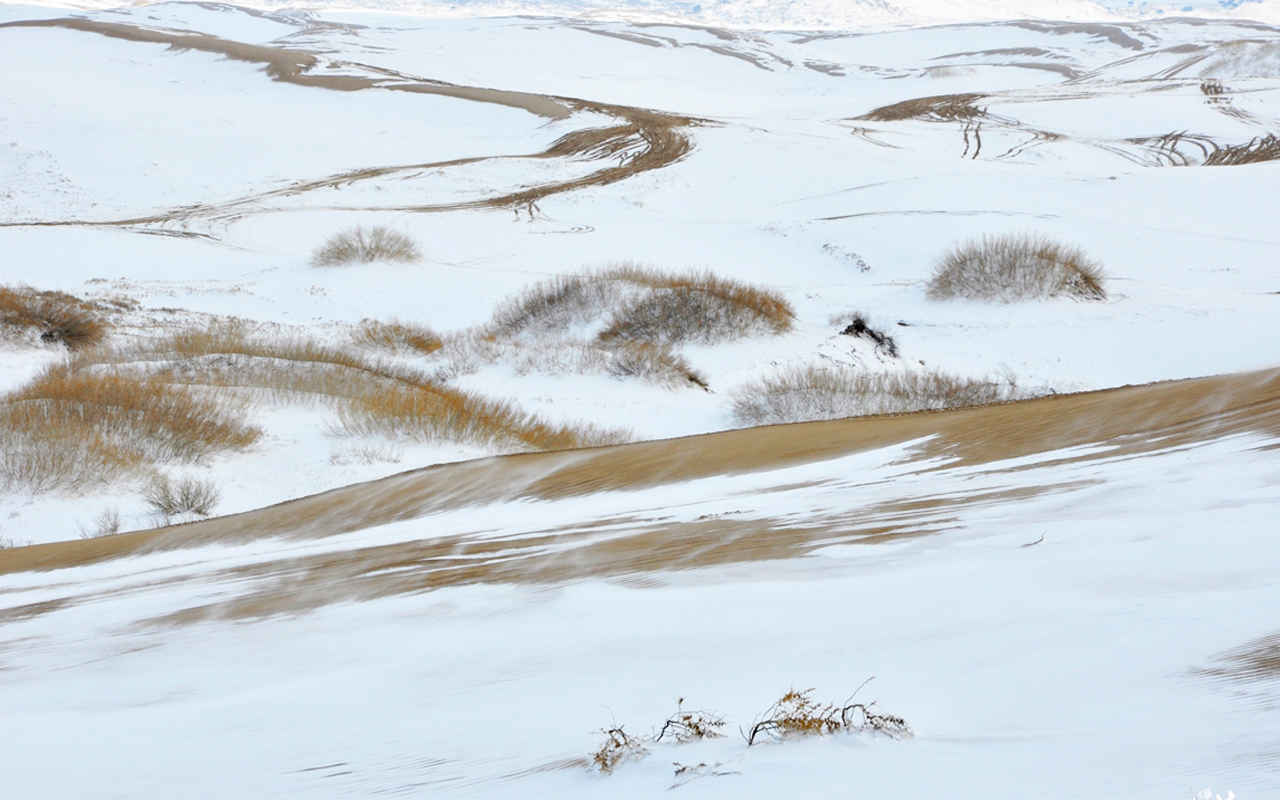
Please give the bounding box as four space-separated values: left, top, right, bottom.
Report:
926 234 1106 302
352 319 442 355
0 285 109 350
312 226 421 266
0 365 260 492
76 323 629 451
730 364 1018 426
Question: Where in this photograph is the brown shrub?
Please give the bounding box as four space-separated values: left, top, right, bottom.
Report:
927 234 1106 302
312 226 421 266
730 365 1017 426
0 285 108 350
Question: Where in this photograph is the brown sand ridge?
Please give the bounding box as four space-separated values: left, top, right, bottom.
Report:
2 368 1277 601
0 18 698 229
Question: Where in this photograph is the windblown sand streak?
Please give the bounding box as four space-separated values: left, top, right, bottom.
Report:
2 367 1276 587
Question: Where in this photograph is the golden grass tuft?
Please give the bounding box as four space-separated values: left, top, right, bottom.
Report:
352 319 442 356
927 234 1106 302
731 365 1017 426
0 285 109 350
311 226 421 266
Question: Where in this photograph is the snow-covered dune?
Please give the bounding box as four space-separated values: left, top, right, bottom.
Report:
0 6 1277 797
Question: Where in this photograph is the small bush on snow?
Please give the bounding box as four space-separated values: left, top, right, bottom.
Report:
927 233 1106 302
311 226 421 266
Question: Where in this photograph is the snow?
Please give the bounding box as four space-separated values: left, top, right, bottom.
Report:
0 4 1277 798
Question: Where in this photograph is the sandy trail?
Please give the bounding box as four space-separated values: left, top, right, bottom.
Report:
2 367 1276 622
0 18 696 230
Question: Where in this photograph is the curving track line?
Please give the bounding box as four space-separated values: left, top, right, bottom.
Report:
0 18 699 234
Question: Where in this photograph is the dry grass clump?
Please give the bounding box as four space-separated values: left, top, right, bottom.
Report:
744 687 911 745
352 319 442 355
143 474 220 518
489 272 625 335
435 332 708 390
0 285 108 350
858 92 987 122
731 365 1017 426
336 383 628 450
311 226 421 266
927 234 1106 302
489 265 794 345
1204 134 1280 166
0 366 260 493
88 322 628 451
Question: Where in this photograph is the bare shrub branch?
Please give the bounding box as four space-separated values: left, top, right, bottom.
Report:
311 226 421 266
591 726 648 774
744 685 911 746
143 474 221 518
927 234 1106 302
656 699 727 744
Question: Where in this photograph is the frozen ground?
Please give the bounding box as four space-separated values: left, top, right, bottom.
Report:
0 3 1278 798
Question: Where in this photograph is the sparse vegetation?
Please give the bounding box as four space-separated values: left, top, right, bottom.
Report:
731 364 1018 426
0 365 260 493
311 226 422 266
744 686 911 745
487 265 795 343
352 319 442 355
80 507 122 539
657 699 727 743
926 234 1106 302
591 726 648 774
588 687 907 776
143 474 221 519
1204 134 1280 166
0 285 109 350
